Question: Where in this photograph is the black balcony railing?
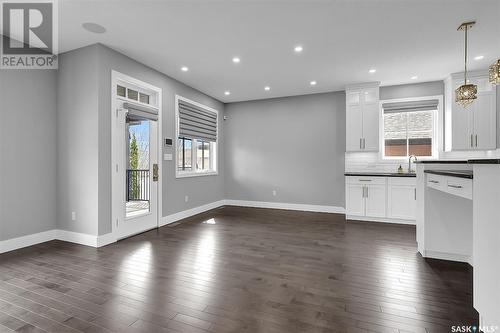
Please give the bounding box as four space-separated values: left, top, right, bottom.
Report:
127 169 150 202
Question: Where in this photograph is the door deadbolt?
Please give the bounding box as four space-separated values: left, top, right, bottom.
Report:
153 164 159 182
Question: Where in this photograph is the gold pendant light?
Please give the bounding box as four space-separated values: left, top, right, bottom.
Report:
455 21 477 108
489 59 500 85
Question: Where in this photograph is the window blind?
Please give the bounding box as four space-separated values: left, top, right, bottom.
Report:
178 100 217 142
382 99 439 114
124 102 158 121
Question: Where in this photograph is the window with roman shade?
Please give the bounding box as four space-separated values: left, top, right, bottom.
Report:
382 99 439 158
178 99 217 142
176 96 218 177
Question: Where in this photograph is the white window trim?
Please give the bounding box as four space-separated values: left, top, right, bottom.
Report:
378 95 443 162
175 95 219 178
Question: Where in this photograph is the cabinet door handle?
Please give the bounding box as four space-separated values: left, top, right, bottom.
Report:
475 134 478 147
429 180 439 184
363 138 366 149
470 134 473 148
448 184 463 189
414 188 416 200
360 138 362 149
366 186 368 198
359 179 372 182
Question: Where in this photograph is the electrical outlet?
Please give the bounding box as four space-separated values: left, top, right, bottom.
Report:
272 190 277 196
185 195 189 202
71 212 76 221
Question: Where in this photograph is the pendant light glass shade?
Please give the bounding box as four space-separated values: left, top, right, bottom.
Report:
489 59 500 85
455 22 477 108
455 84 477 107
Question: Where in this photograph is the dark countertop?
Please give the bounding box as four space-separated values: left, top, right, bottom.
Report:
345 172 416 178
416 159 500 164
424 170 473 179
468 159 500 164
415 160 468 164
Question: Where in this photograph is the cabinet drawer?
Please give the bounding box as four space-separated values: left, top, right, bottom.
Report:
426 174 444 191
426 174 472 200
388 177 416 186
345 176 386 185
444 177 472 200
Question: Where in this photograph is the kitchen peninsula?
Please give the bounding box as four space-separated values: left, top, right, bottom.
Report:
416 159 500 327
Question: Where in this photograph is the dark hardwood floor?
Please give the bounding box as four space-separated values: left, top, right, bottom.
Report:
0 206 477 333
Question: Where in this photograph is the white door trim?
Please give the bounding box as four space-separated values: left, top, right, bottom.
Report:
111 70 163 241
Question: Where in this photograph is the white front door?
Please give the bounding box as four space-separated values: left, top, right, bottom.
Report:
111 72 162 241
115 109 158 239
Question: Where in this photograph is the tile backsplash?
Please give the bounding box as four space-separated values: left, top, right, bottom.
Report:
345 149 500 172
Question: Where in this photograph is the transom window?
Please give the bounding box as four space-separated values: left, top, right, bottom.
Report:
117 85 151 105
382 99 439 159
176 96 218 177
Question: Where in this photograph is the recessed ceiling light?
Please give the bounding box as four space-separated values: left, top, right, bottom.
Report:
474 55 484 60
411 75 418 80
232 57 240 63
310 81 317 86
224 91 230 96
294 45 303 53
82 22 106 34
264 86 270 91
369 69 377 74
181 66 189 72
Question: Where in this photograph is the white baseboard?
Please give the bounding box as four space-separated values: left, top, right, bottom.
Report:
55 230 99 247
97 232 117 247
0 230 56 254
0 229 117 254
346 215 416 225
423 250 472 265
224 200 346 214
160 200 225 226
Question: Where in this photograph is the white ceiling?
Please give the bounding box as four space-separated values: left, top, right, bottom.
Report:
59 0 500 103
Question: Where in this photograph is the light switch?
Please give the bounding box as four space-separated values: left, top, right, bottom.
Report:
163 153 173 161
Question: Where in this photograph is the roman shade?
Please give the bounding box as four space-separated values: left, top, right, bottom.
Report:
178 99 217 142
124 102 158 121
382 99 439 114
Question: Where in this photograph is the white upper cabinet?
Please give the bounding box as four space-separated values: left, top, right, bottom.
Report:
446 71 497 151
345 83 380 152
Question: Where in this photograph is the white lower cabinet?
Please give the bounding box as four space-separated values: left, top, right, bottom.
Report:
345 183 365 216
387 178 417 220
346 176 416 223
365 184 387 218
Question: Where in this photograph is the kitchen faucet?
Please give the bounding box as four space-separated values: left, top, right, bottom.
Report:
408 155 417 173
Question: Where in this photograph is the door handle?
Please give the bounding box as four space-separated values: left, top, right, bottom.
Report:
363 138 366 149
475 134 478 147
153 163 159 182
414 188 416 200
470 134 473 148
360 138 363 149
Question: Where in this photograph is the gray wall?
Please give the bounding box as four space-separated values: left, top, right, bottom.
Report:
0 70 57 240
95 44 225 235
224 92 345 207
56 44 225 236
57 45 100 236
